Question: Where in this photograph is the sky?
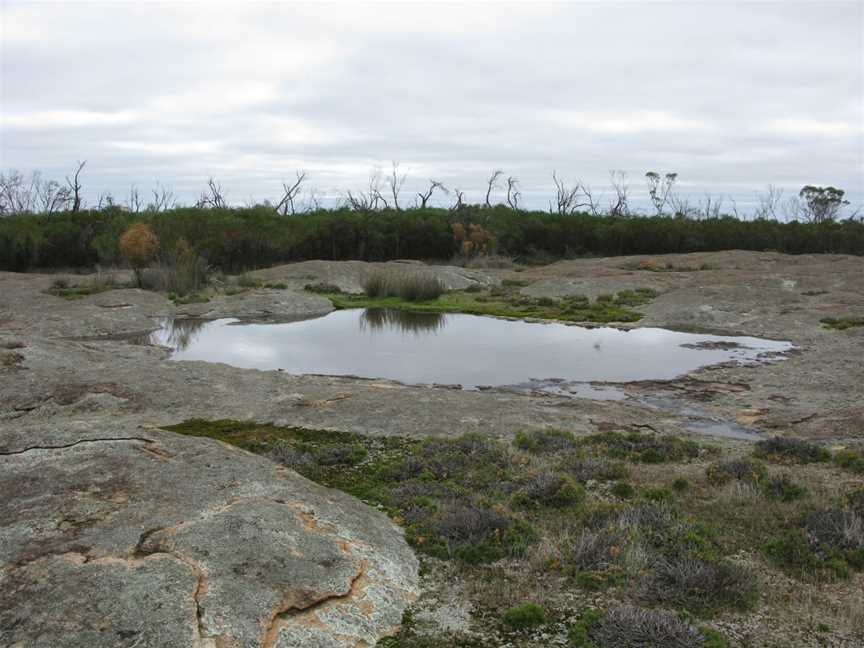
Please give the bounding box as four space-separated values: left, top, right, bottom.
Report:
1 0 862 214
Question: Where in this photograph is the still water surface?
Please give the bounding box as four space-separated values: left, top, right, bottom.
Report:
149 308 791 388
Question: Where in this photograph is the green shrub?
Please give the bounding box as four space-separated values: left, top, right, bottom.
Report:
754 437 829 464
760 474 807 502
502 602 546 629
672 478 691 492
611 481 635 499
833 449 864 474
514 429 577 453
706 459 766 485
512 473 584 509
764 528 821 574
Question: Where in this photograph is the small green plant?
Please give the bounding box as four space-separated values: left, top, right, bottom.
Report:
672 477 691 492
820 316 864 330
304 282 343 294
611 481 635 499
502 602 546 630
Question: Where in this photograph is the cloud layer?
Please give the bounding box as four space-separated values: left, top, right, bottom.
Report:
2 1 862 211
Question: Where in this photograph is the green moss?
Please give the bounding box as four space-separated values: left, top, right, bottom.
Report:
820 316 864 330
169 291 210 304
320 286 655 324
46 284 113 299
502 602 546 629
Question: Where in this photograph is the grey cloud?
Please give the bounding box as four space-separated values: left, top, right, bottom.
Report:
1 1 861 212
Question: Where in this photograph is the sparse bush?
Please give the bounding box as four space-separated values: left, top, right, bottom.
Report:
583 431 703 463
313 443 367 466
502 602 546 630
833 448 864 474
143 238 209 296
119 222 158 287
565 529 625 572
764 528 821 575
514 428 577 454
760 474 807 502
512 473 584 509
638 557 758 613
269 442 316 471
706 458 766 485
51 277 69 289
588 606 704 648
560 456 628 482
754 437 829 464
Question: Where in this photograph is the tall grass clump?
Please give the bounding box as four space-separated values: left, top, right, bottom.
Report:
362 272 445 302
142 238 209 296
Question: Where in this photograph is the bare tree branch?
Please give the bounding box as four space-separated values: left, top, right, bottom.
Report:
387 161 407 210
506 176 521 211
485 169 503 208
274 170 308 216
66 160 86 213
417 180 447 208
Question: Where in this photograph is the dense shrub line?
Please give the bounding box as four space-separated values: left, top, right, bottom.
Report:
2 204 863 271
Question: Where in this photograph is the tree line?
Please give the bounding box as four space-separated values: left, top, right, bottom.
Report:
0 163 861 272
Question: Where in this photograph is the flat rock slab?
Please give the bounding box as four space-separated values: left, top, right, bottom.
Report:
0 428 419 647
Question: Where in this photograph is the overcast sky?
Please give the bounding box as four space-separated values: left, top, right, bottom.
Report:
1 1 862 213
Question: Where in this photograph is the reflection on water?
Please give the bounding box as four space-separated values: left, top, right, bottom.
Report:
359 308 447 334
143 317 208 351
148 309 793 390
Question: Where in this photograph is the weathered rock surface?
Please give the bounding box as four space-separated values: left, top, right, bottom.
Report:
1 251 863 647
0 426 418 647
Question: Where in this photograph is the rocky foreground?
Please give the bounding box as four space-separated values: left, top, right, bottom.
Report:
1 251 863 647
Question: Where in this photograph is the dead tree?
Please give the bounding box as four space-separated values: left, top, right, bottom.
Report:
127 185 142 213
66 160 86 212
417 180 447 208
451 188 466 210
608 170 632 217
506 176 521 211
36 176 70 214
347 169 389 212
197 177 227 208
150 184 176 212
645 171 677 216
388 162 407 210
581 183 603 216
485 170 503 207
274 170 307 216
754 185 783 220
550 171 585 215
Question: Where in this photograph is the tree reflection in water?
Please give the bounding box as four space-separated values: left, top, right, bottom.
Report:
146 318 209 351
359 308 446 335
